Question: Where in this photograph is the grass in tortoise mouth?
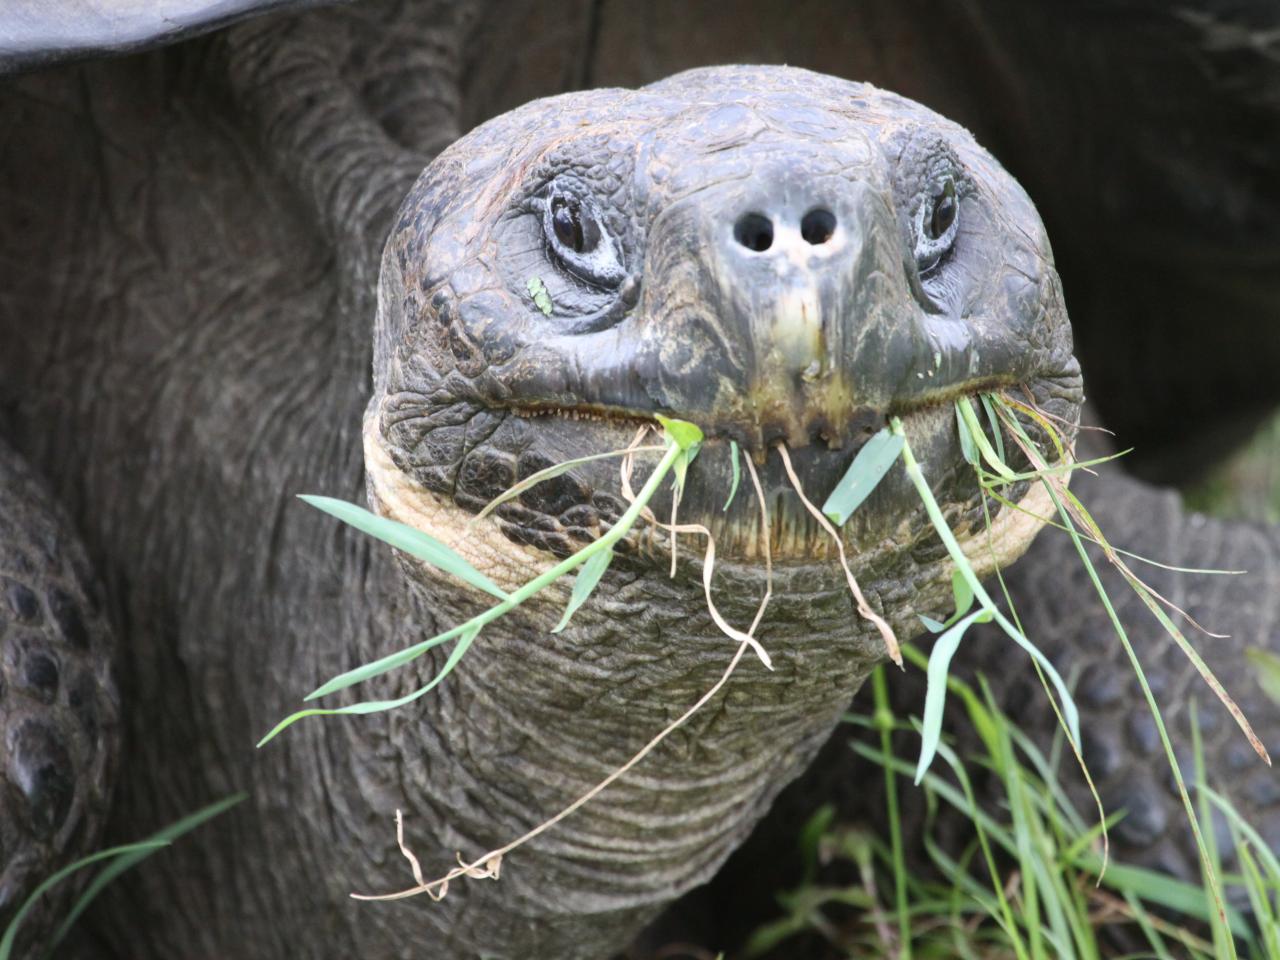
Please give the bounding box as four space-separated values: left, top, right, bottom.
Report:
227 390 1265 935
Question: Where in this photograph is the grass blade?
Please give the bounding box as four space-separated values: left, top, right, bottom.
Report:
258 624 482 746
951 569 974 620
957 397 1017 481
473 445 665 523
915 608 993 783
871 668 913 960
655 413 704 452
2 843 170 960
723 440 742 512
892 417 1081 750
46 793 246 953
821 428 905 526
552 546 612 633
305 620 470 701
1072 856 1250 936
301 495 507 600
1246 647 1280 708
957 403 978 465
980 393 1007 465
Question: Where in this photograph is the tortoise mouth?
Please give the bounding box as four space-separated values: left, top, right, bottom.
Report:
499 371 1025 457
368 371 1075 570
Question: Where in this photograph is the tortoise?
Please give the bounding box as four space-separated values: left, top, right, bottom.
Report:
1 2 1278 957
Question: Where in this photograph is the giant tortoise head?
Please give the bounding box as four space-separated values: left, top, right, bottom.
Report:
363 65 1081 616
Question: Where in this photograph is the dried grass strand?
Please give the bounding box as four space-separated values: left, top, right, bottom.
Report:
775 443 902 667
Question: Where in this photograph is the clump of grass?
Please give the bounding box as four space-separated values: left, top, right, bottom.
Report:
746 655 1276 959
0 794 244 960
812 389 1269 956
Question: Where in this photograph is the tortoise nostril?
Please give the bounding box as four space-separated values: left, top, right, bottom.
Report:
800 208 836 245
734 213 774 252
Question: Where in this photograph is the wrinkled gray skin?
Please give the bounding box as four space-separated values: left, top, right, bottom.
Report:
1 3 1279 958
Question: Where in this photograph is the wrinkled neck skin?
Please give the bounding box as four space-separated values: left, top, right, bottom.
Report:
360 409 1054 958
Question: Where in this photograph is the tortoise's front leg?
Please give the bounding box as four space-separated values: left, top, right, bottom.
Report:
0 439 119 956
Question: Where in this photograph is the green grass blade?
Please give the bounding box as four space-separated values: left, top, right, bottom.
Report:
46 793 246 953
268 436 694 743
892 417 1081 750
978 449 1132 484
915 608 993 784
1 842 170 960
1121 891 1177 960
301 495 508 600
553 546 612 633
473 446 665 523
1246 647 1280 708
1199 785 1280 881
983 486 1243 576
306 441 685 703
723 440 742 512
821 428 905 526
957 397 1018 480
980 393 1007 465
872 668 913 960
951 568 975 620
957 403 979 465
305 619 471 701
1072 855 1250 936
258 625 481 746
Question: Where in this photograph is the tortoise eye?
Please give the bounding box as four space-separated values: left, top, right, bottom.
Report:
550 197 599 254
541 186 624 290
928 179 957 240
914 176 960 277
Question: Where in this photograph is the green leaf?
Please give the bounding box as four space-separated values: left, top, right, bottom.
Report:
914 608 993 784
957 397 1017 481
474 445 665 523
301 495 507 600
1074 854 1251 936
893 416 1082 751
654 414 704 452
671 445 699 499
723 440 742 512
552 546 612 633
1 842 171 960
258 624 482 746
980 393 1006 464
956 403 978 465
305 620 468 701
919 614 947 633
46 794 246 954
821 428 905 526
525 276 553 316
1246 647 1280 707
951 568 974 619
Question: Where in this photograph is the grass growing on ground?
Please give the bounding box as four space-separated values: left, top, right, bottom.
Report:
745 655 1280 959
